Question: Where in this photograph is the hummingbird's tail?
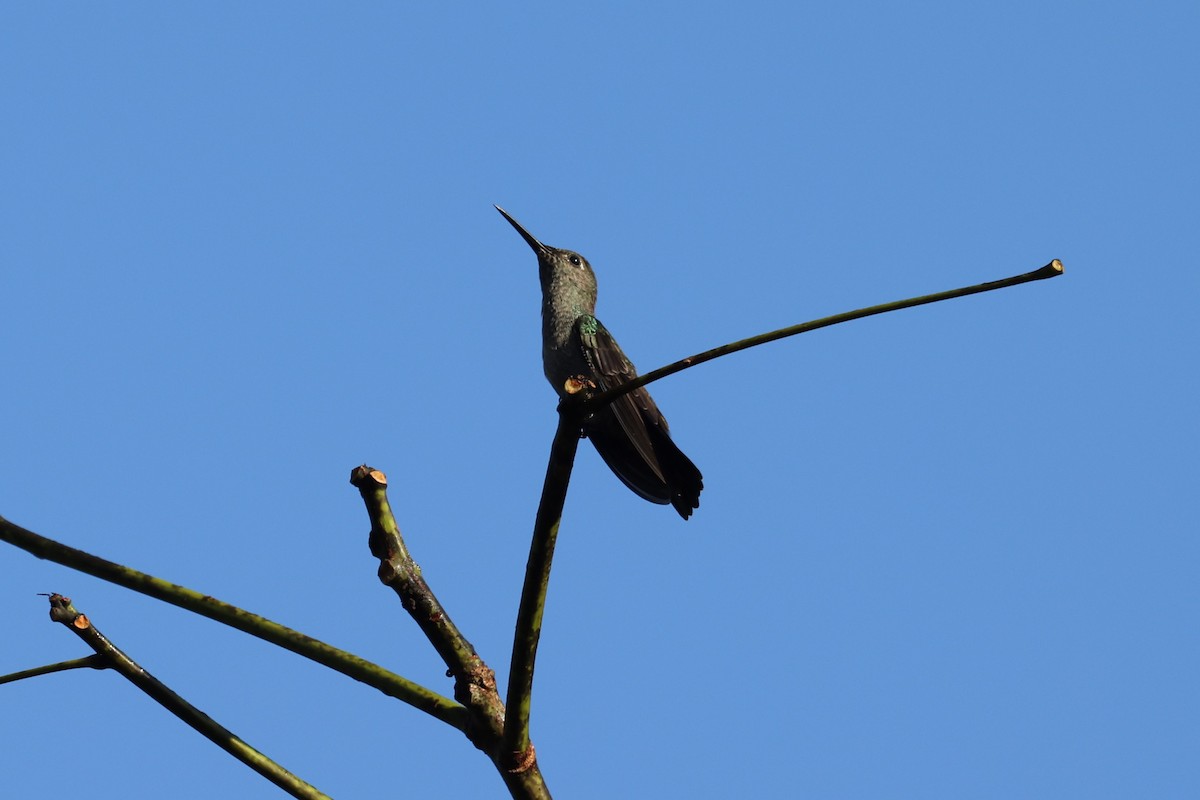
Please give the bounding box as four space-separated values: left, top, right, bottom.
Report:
645 421 704 520
584 394 703 520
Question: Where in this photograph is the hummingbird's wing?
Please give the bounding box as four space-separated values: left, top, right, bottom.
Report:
575 315 703 519
576 315 669 489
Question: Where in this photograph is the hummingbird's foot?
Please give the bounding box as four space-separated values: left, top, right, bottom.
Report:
562 375 597 395
557 376 597 429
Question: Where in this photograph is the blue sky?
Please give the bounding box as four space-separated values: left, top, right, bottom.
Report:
2 3 1196 798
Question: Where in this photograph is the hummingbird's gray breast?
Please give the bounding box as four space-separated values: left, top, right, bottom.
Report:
541 311 591 397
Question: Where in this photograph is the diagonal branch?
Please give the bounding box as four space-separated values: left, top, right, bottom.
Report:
588 260 1064 410
352 466 488 678
0 514 463 728
350 466 552 799
44 593 331 800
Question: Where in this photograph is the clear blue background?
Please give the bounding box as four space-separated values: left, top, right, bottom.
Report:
3 3 1196 798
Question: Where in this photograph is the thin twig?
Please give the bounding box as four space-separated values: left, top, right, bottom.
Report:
588 260 1064 409
44 593 330 800
0 654 107 685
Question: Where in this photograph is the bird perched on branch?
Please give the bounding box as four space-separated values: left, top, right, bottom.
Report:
496 205 703 519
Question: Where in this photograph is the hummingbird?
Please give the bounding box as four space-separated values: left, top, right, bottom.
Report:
495 205 703 519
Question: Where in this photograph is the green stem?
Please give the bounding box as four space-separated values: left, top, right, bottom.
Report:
503 410 582 770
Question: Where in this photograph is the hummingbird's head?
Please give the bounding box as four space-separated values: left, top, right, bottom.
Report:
495 205 598 307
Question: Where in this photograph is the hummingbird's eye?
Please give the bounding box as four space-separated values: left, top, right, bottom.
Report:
569 255 582 267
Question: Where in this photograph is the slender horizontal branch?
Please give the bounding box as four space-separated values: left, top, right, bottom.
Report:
0 514 464 729
589 259 1064 409
45 594 329 800
0 654 106 685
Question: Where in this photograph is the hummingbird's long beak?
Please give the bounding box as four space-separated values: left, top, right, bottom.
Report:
494 205 548 256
